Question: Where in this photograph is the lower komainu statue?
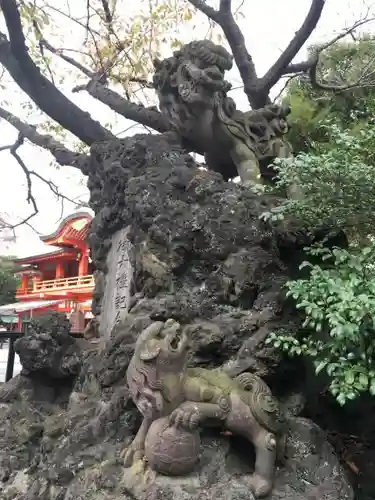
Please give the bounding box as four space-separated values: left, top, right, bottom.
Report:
123 319 286 498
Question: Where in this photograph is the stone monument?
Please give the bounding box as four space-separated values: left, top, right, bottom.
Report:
98 226 133 339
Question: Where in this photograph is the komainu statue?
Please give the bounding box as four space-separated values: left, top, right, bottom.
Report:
153 40 293 189
123 319 286 498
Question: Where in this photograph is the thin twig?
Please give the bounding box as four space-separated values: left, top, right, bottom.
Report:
0 133 85 230
44 4 101 37
6 134 38 229
128 77 154 88
0 1 113 145
35 27 95 78
259 0 326 92
0 105 89 171
272 74 304 103
283 15 375 78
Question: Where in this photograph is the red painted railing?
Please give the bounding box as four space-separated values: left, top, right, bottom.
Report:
17 274 94 296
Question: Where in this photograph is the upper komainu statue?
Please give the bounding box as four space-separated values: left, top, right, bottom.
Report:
123 319 286 498
153 40 292 188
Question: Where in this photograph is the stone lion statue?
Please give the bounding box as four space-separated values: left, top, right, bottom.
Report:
122 319 286 498
153 40 293 188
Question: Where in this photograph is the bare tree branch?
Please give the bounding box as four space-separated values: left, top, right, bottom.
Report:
31 21 56 86
129 77 155 89
44 4 101 37
188 0 326 107
1 133 85 229
272 74 304 103
188 1 375 108
277 16 375 93
282 15 375 77
0 215 17 243
36 17 123 83
308 55 375 92
188 0 264 108
0 0 114 145
33 26 95 78
259 0 326 93
28 24 169 133
0 106 89 171
187 0 219 20
89 0 141 79
100 0 114 24
281 61 314 75
1 135 38 229
72 79 170 133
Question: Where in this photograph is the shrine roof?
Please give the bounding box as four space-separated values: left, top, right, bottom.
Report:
14 248 78 266
40 211 93 247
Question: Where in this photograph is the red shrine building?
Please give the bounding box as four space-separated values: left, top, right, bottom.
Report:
5 212 95 331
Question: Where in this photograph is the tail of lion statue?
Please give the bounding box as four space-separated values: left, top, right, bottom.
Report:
234 372 287 464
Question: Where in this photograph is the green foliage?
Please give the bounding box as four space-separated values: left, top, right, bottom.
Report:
264 38 375 406
266 242 375 405
0 257 18 306
261 123 375 239
283 37 375 153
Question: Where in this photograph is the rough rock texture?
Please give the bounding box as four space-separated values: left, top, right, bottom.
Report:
0 371 353 500
88 132 313 380
0 340 353 500
15 313 83 380
0 313 87 405
120 418 353 500
0 134 354 499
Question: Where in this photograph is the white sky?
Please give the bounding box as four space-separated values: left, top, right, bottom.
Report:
0 0 373 258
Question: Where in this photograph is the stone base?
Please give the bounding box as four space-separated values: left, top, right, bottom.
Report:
117 418 353 500
34 417 350 500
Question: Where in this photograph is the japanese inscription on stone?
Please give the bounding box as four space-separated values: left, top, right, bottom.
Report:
99 226 133 339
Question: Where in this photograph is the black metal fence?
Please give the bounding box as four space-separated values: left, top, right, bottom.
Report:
0 331 84 382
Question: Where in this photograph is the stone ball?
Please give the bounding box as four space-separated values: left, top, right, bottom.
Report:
144 416 200 476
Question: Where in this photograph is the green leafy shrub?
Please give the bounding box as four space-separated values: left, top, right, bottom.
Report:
266 242 375 405
261 123 375 239
0 257 18 306
283 37 375 153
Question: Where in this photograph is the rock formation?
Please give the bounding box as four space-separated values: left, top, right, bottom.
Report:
0 131 354 500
